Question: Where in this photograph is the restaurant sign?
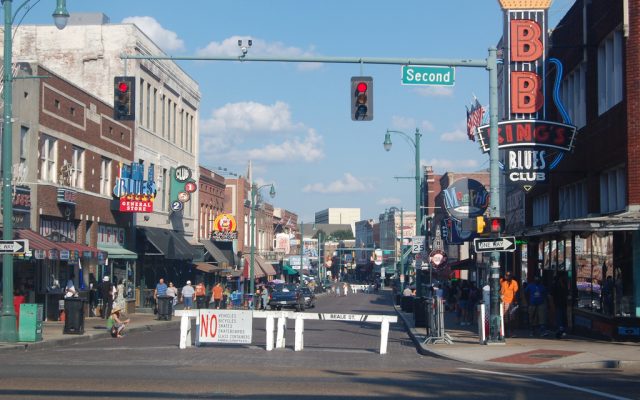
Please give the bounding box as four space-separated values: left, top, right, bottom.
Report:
211 213 238 241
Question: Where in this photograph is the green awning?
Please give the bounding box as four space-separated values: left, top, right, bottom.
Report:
98 245 138 259
283 264 298 275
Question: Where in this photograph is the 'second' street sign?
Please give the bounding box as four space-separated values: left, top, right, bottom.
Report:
0 239 28 254
473 237 516 253
401 65 455 86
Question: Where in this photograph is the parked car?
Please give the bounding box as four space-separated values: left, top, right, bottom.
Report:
300 286 316 308
268 283 305 311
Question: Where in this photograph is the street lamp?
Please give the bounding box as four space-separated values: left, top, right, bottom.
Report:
1 0 69 342
383 128 423 295
249 183 275 309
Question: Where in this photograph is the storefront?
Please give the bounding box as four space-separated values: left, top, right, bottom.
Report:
98 224 137 313
519 214 640 341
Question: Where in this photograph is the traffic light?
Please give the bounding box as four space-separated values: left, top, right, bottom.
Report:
489 217 506 234
351 76 373 121
476 216 487 234
113 76 135 121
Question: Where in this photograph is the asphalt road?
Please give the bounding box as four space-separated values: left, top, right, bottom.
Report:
1 290 638 399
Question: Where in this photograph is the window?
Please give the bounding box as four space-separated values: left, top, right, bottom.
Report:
161 95 166 138
559 181 587 219
532 193 549 226
600 165 626 214
153 88 157 132
19 126 28 163
561 63 586 128
167 99 172 141
159 167 167 211
146 82 151 129
597 29 624 115
71 146 84 189
40 135 57 182
139 77 144 125
100 157 112 196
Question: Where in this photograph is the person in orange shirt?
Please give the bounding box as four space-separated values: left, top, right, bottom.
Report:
211 283 224 309
500 271 519 337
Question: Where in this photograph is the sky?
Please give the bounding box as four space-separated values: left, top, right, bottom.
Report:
25 0 576 222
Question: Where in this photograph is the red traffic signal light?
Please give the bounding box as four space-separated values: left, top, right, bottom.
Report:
351 76 373 121
113 76 135 121
489 217 506 234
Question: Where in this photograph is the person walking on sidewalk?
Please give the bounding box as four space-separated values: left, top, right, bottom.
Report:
211 283 223 309
525 277 548 337
100 276 114 319
194 281 207 309
181 281 195 310
166 282 178 309
500 271 519 337
551 274 568 338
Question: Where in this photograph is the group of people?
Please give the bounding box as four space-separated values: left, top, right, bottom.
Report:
154 279 238 311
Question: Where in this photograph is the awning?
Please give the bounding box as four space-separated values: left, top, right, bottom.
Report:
138 227 196 260
243 258 265 279
449 258 474 270
57 242 102 258
283 264 298 275
15 229 64 251
98 245 137 259
194 262 225 274
254 254 276 276
201 240 232 267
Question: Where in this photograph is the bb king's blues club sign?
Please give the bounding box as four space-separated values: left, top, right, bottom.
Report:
475 0 577 192
113 162 157 213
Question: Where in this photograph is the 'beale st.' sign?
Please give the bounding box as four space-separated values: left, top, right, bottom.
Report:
476 1 577 191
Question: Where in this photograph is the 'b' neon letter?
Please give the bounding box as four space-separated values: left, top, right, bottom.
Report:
511 72 543 114
510 19 543 61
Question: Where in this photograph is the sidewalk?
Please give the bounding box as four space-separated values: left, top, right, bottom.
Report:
395 302 640 370
0 313 179 353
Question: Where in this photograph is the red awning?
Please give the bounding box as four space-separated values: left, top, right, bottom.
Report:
57 242 102 258
243 258 265 279
15 229 64 251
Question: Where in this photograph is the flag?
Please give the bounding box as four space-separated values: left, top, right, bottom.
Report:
466 98 485 142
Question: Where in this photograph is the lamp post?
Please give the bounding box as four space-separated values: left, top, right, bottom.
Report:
384 128 423 295
299 221 304 283
249 183 275 309
1 0 69 342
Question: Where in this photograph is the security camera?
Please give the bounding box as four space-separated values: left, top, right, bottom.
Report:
248 39 252 46
238 39 242 47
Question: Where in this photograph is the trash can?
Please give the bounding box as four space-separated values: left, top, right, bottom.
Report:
19 304 43 342
414 297 427 328
63 297 85 334
156 295 172 320
401 296 414 313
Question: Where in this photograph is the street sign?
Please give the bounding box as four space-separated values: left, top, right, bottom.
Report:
411 236 425 253
0 239 28 254
473 237 516 253
401 65 455 86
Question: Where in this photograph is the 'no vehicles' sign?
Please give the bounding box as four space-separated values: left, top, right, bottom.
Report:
198 310 252 344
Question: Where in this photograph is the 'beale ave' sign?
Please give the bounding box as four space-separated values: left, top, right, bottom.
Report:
473 237 516 253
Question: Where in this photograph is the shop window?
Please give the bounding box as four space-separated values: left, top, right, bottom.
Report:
100 157 112 196
559 181 587 219
597 29 623 115
40 134 57 183
600 166 626 214
532 194 549 226
561 63 586 128
71 146 84 189
574 233 619 316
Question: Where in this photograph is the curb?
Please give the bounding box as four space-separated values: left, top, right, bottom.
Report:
0 318 180 353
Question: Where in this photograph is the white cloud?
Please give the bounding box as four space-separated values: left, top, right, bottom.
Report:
196 36 321 70
440 121 469 142
427 158 480 172
122 16 185 52
377 197 401 206
413 86 454 97
201 101 302 134
243 129 324 162
390 116 435 133
302 173 372 194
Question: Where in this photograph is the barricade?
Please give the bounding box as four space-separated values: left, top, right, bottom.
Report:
176 310 397 355
423 297 452 344
477 302 504 344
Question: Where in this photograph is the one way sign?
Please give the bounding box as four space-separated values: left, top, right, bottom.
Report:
473 237 516 253
0 239 29 254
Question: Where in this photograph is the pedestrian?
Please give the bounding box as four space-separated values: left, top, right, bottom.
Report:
551 274 568 338
88 274 98 317
107 306 130 338
210 282 223 309
115 278 127 312
261 285 269 310
100 276 114 319
525 277 549 337
500 271 519 337
222 286 231 309
154 278 168 315
343 282 349 297
457 280 470 326
166 282 178 309
195 280 207 309
64 274 77 298
181 280 195 310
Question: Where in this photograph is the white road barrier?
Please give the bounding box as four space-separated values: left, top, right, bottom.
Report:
177 310 398 354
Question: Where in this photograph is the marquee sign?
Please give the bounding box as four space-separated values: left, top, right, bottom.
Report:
442 178 490 220
113 162 156 213
211 213 238 241
474 0 577 192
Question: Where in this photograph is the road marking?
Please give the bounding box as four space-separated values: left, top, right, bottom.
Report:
459 368 632 400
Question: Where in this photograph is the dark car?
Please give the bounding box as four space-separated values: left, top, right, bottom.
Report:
300 286 316 308
268 283 305 311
